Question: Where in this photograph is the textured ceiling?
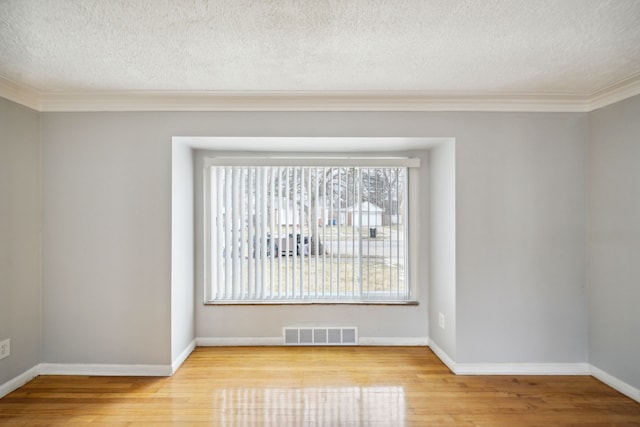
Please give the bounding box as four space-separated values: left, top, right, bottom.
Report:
1 0 640 96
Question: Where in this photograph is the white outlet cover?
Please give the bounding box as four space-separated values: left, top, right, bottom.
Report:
0 338 9 360
438 312 445 329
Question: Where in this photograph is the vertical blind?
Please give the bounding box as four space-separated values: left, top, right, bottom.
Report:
205 161 413 303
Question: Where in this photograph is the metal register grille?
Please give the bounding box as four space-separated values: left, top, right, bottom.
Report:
283 327 358 346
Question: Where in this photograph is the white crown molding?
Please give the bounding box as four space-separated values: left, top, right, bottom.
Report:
0 76 40 111
2 75 640 113
587 72 640 111
35 91 592 113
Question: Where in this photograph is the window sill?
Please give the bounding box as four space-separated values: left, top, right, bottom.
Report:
204 300 419 306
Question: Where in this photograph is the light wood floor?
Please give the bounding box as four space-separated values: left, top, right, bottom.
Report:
1 347 639 426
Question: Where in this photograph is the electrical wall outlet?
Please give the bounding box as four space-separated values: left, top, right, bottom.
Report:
438 312 445 329
0 339 10 360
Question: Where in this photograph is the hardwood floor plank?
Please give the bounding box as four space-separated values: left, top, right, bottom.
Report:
1 347 638 426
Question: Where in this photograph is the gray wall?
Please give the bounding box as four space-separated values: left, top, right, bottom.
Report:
588 95 640 389
454 113 589 363
0 98 41 383
429 140 456 358
41 113 173 364
39 111 588 365
171 141 195 363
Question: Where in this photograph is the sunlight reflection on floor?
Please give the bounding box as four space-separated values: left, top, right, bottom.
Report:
215 386 406 426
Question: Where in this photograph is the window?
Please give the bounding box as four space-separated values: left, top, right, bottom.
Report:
203 157 419 303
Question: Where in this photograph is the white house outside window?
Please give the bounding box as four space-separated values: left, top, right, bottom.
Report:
203 157 419 303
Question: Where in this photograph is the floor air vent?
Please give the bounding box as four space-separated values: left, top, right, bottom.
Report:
283 327 358 346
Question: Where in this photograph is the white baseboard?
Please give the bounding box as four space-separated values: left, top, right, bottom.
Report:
3 351 636 405
455 362 591 375
428 341 590 376
427 340 456 373
39 363 172 376
196 337 282 346
590 364 640 403
172 339 196 373
2 359 182 395
359 337 429 346
0 365 40 399
196 336 429 346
